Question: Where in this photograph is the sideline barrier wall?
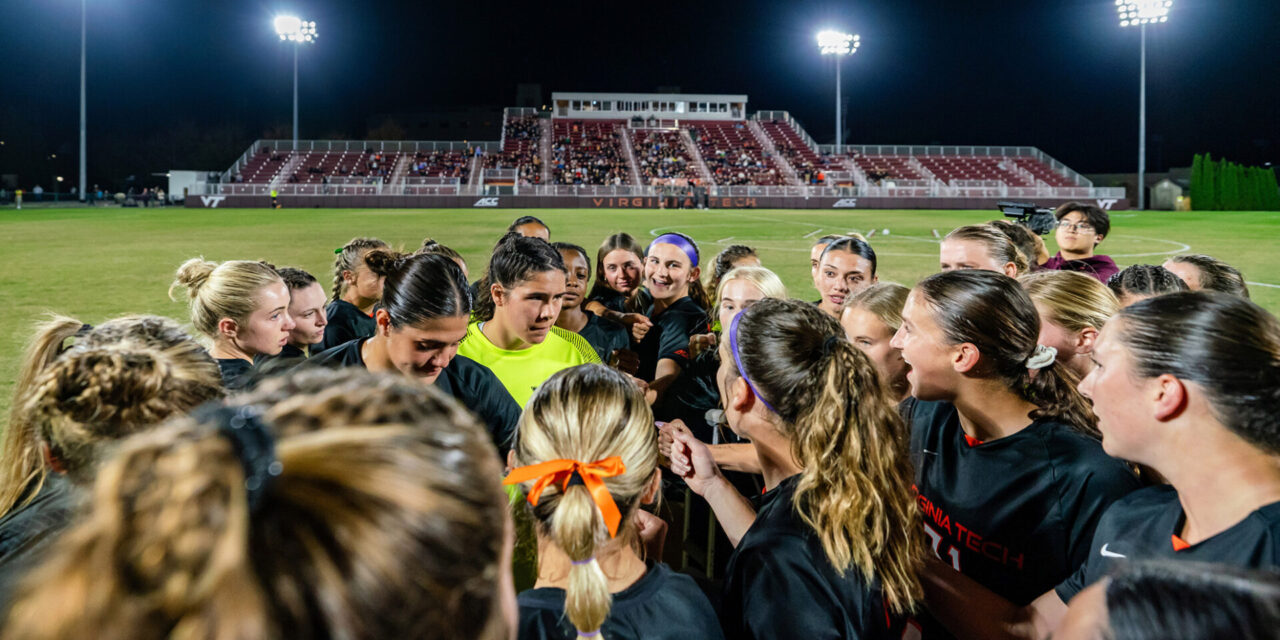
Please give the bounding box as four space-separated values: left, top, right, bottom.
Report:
187 194 1130 211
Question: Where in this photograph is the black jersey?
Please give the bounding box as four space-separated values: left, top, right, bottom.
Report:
308 340 520 455
653 349 722 443
906 399 1140 605
0 475 75 564
319 299 375 352
216 358 254 390
1055 485 1280 603
517 562 724 640
634 296 709 382
723 474 907 640
577 310 630 363
587 287 629 315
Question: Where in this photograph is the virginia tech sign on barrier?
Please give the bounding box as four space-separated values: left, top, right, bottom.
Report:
188 195 1130 211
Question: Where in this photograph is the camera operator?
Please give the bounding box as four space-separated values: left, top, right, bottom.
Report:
1042 202 1118 283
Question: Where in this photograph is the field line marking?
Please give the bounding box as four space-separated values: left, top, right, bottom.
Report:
715 236 736 243
802 228 824 239
1107 234 1191 258
1247 282 1280 289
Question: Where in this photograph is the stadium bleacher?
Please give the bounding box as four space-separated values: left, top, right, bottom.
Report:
551 119 630 185
630 129 698 184
484 113 543 184
689 121 781 186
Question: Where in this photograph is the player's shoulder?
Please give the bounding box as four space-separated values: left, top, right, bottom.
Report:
1102 484 1180 521
549 326 601 364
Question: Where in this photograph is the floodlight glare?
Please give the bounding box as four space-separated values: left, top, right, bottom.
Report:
1116 0 1172 27
817 30 859 56
274 15 302 37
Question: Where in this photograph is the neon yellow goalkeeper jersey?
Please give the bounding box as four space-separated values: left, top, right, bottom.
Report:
458 322 600 407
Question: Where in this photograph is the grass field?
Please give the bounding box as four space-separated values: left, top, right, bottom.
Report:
2 206 1278 416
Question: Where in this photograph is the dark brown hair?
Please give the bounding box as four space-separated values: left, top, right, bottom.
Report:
916 270 1098 436
1166 254 1250 298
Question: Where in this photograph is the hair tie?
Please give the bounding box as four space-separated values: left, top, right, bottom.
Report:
1025 345 1058 370
578 630 601 638
334 247 344 254
821 334 842 357
75 323 93 337
191 403 283 512
729 312 779 414
503 456 628 537
648 233 700 266
571 558 595 566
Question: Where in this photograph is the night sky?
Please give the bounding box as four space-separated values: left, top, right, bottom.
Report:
2 0 1277 186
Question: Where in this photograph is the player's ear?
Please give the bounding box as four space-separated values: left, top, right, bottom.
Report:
490 282 507 307
1002 262 1019 278
1076 326 1100 355
953 342 980 373
217 317 239 340
375 309 392 335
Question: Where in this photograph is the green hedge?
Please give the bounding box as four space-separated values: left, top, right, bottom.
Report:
1191 153 1280 211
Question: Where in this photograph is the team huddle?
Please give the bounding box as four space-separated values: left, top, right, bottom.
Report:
0 204 1277 640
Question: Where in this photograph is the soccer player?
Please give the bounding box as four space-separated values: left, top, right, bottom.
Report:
551 242 632 368
705 244 761 310
815 235 878 318
584 232 652 341
919 292 1280 640
840 282 912 403
308 251 520 455
668 299 924 639
2 369 515 640
635 232 711 400
508 214 550 241
889 271 1139 615
460 235 599 407
939 225 1027 276
1106 264 1189 307
1162 253 1250 298
274 267 327 359
1043 202 1118 283
508 365 724 640
0 318 222 573
320 237 389 351
169 258 296 389
1020 270 1120 380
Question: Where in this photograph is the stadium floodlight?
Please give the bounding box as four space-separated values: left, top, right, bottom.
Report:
816 30 860 155
1116 1 1171 210
273 16 319 151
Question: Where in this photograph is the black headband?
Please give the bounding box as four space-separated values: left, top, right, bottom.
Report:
191 403 283 512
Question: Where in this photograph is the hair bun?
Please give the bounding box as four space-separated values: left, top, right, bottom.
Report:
171 258 217 299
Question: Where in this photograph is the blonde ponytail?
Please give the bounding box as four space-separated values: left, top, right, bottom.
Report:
508 364 658 637
552 485 613 637
0 315 88 517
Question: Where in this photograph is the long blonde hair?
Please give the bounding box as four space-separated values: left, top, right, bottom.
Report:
728 299 924 613
1020 270 1120 334
332 236 389 301
944 224 1029 275
3 368 510 640
509 364 659 638
24 322 223 483
168 258 284 338
0 315 220 515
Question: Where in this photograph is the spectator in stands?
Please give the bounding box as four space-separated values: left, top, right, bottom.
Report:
1162 254 1250 298
1107 264 1189 307
1043 202 1118 282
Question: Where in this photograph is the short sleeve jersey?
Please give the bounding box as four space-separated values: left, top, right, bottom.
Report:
517 563 724 640
634 296 709 381
308 339 521 455
319 299 375 352
457 323 599 407
1055 485 1280 603
216 358 254 391
906 399 1140 605
722 474 908 640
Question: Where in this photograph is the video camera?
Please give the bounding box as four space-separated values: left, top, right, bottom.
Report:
997 201 1058 236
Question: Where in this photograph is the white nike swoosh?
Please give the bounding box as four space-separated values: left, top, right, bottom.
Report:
1100 544 1126 558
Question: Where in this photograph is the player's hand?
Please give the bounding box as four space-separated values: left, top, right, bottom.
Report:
622 314 653 342
689 333 717 359
610 348 641 375
665 422 723 497
634 509 669 560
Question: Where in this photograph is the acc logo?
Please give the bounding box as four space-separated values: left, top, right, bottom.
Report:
832 198 859 209
473 197 500 207
200 196 226 208
1096 199 1118 210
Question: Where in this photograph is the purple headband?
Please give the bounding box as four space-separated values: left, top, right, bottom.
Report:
648 234 700 267
728 311 778 414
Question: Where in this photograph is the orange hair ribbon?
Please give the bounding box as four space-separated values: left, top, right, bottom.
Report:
503 456 628 537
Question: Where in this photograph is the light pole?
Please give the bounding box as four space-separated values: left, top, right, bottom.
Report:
817 30 860 155
273 16 318 151
1117 0 1171 211
79 0 86 202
